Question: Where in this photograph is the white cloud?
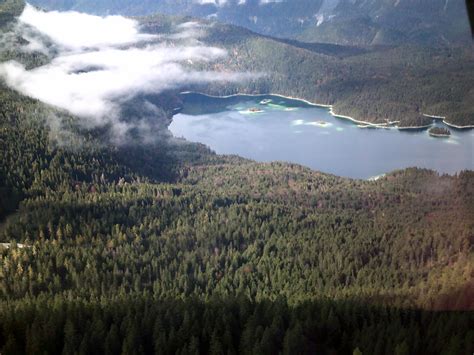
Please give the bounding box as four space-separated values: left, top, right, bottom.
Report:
19 4 154 50
0 4 255 143
1 45 233 119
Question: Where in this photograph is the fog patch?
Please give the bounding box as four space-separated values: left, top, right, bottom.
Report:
0 4 255 144
291 119 305 126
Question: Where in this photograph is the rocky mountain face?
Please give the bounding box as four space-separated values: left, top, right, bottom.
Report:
28 0 471 45
298 0 472 45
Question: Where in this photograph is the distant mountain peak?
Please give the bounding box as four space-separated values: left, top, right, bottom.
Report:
27 0 471 45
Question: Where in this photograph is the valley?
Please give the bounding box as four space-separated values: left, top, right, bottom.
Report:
0 1 473 354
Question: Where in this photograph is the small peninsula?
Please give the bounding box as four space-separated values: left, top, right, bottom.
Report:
429 126 451 138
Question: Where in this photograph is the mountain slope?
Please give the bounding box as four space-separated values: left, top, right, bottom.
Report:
176 19 474 127
1 77 474 353
21 0 474 127
28 0 472 45
298 0 472 45
1 80 473 307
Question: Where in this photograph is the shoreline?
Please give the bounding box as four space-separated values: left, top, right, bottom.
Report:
397 124 433 130
174 92 473 180
181 92 473 131
423 113 474 129
442 120 474 129
423 113 446 119
181 91 399 129
429 133 450 138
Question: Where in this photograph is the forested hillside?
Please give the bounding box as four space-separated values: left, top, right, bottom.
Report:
1 79 474 353
172 19 474 127
1 1 473 354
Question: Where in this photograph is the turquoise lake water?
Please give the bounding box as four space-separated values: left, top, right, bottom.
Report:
169 93 473 179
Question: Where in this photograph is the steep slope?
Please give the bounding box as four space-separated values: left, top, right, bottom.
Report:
28 0 472 45
20 1 474 127
175 19 474 127
298 0 472 45
0 0 23 25
22 0 474 127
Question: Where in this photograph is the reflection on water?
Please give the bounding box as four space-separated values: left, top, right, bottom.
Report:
170 93 473 179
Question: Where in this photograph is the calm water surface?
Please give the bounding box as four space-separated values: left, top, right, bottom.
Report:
170 93 473 179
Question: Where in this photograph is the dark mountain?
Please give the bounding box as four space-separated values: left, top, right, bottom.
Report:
297 0 472 45
29 0 472 45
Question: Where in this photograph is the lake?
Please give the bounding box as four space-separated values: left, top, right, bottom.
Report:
169 93 474 179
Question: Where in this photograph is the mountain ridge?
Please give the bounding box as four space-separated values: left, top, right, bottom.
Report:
28 0 472 46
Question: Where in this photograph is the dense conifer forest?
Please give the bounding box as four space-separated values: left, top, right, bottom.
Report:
1 79 473 354
0 1 473 354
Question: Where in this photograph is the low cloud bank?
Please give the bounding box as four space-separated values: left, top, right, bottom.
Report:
0 4 254 143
